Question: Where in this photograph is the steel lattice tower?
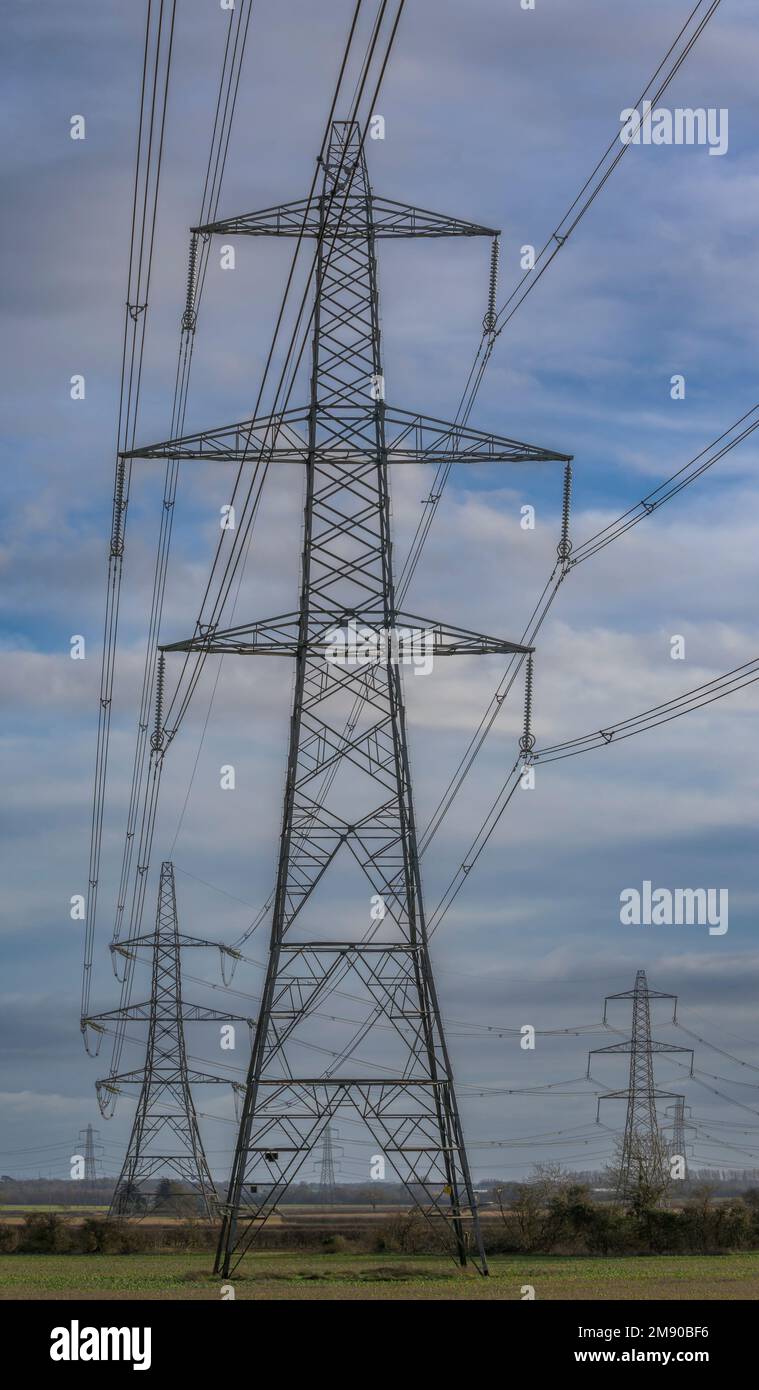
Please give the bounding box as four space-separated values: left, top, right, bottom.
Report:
317 1124 339 1208
86 861 250 1217
589 970 693 1196
125 120 570 1275
663 1098 695 1178
78 1124 101 1182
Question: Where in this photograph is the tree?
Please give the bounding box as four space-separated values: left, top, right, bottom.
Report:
605 1132 671 1216
505 1164 576 1253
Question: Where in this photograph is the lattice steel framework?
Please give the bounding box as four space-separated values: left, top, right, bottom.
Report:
77 1124 102 1183
86 862 250 1217
589 969 693 1196
127 121 571 1275
663 1098 695 1179
317 1123 340 1208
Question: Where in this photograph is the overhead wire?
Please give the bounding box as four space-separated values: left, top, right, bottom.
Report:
176 0 731 957
116 1 406 991
89 0 266 1071
98 2 409 1088
490 0 724 338
426 652 756 936
90 2 745 1184
83 0 178 1024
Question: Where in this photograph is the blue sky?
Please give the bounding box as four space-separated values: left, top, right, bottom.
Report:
2 0 759 1185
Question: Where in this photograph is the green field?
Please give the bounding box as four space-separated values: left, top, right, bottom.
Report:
1 1252 758 1300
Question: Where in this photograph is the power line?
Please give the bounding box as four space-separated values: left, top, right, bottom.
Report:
100 0 383 1084
491 0 724 338
84 0 178 1024
181 5 735 968
427 655 757 937
108 7 402 1031
571 404 759 566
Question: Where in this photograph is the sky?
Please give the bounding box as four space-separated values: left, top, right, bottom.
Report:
2 0 759 1188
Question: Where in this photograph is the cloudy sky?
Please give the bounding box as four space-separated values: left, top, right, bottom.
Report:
3 0 759 1186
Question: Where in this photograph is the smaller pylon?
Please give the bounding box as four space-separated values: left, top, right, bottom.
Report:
84 862 253 1218
588 970 693 1197
315 1125 343 1208
663 1099 696 1181
76 1123 104 1204
77 1124 103 1183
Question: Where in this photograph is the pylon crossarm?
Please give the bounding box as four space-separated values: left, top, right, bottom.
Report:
589 1041 693 1058
84 1003 151 1024
598 1089 686 1103
383 406 572 465
194 195 497 240
111 932 235 955
85 1003 250 1024
102 1066 240 1088
162 609 532 657
605 987 679 1002
123 402 570 469
279 941 421 953
120 408 310 463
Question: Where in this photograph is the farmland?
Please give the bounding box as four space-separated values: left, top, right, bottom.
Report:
1 1252 758 1301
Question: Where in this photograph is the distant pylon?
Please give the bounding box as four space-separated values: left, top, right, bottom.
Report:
77 1124 102 1182
588 970 693 1196
84 862 252 1218
663 1098 695 1180
316 1125 342 1207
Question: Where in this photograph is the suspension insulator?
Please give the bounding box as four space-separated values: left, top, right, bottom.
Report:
110 458 126 558
557 461 573 563
519 653 536 756
482 236 500 334
182 234 198 332
151 652 166 752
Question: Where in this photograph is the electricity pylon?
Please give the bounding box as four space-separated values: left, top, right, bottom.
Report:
663 1099 695 1179
77 1124 102 1182
85 861 251 1217
589 970 693 1197
125 120 570 1275
315 1124 342 1207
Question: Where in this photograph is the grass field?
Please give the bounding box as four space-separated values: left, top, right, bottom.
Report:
1 1251 758 1300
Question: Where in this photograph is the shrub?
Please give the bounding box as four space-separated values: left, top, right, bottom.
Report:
20 1213 71 1254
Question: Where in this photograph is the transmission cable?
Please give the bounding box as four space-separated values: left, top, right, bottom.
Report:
99 2 407 1087
83 0 177 1023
